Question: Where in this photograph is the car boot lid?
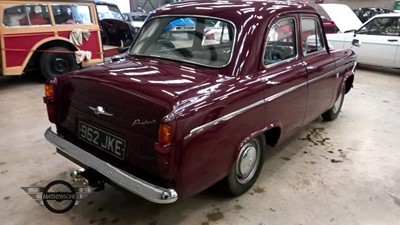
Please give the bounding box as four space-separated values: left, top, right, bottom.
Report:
319 4 363 33
71 58 213 105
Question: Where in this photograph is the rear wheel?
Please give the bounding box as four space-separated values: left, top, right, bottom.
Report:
221 136 266 196
40 47 78 80
321 85 345 121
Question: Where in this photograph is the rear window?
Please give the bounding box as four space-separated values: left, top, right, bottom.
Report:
129 16 235 68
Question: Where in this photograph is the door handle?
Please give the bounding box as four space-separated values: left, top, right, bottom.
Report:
387 39 398 42
266 80 280 86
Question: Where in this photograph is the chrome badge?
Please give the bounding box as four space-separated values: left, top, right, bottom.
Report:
89 106 113 116
131 119 157 127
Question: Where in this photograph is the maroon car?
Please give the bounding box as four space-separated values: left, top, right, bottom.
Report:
43 0 356 203
321 16 339 34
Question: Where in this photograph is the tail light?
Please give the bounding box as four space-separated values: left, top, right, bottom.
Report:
155 123 173 178
158 124 172 146
45 83 54 98
205 32 215 40
43 80 56 123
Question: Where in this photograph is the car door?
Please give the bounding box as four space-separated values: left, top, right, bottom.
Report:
260 16 308 136
351 16 400 67
300 15 336 124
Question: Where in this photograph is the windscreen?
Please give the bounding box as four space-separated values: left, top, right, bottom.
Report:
97 4 123 20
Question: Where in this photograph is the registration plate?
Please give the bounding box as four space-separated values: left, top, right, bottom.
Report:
78 121 126 159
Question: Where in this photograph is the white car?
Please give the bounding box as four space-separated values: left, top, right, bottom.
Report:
321 4 400 68
122 12 148 30
203 21 231 45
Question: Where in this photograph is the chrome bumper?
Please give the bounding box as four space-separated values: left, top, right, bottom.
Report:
44 128 178 204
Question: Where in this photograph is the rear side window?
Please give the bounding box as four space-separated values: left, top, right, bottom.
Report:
52 5 93 25
264 18 297 65
3 4 50 26
301 18 325 55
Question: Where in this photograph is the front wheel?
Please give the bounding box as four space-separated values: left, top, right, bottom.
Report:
221 136 266 196
40 47 78 80
321 85 345 121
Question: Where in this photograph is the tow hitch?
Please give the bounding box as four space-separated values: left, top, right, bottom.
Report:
71 168 108 191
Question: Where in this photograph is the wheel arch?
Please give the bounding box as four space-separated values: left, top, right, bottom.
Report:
263 125 281 148
220 122 281 196
235 122 282 160
25 38 79 72
344 74 354 94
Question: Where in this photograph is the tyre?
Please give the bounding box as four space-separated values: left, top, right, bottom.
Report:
221 136 266 196
321 85 345 121
40 46 78 80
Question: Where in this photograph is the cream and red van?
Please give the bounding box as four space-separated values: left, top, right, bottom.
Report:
0 0 133 79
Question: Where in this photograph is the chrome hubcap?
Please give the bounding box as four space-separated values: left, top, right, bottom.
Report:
236 139 260 184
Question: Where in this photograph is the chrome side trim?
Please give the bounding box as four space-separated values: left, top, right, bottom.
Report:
308 70 336 84
352 62 357 74
188 99 265 137
44 128 178 204
187 80 308 139
265 81 307 102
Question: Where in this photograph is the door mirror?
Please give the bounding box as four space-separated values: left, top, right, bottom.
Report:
352 39 361 47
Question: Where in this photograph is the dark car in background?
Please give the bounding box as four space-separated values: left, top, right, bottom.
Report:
353 8 394 23
95 1 136 53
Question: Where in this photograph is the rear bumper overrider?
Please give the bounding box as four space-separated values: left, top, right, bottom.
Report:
44 127 178 204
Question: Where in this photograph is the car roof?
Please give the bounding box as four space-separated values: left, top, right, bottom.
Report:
354 7 393 11
124 12 148 16
372 13 400 18
150 0 316 24
0 0 94 3
93 0 118 7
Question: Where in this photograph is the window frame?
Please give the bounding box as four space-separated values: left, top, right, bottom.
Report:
129 15 237 69
262 16 299 68
300 16 326 56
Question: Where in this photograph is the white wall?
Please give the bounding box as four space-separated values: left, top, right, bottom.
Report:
100 0 131 13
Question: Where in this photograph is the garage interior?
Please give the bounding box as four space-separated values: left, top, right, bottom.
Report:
1 1 400 225
2 67 399 224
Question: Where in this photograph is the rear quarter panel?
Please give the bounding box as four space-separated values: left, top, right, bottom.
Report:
330 48 357 99
172 75 266 198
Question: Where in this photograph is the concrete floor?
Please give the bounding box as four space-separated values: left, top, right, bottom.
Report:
1 67 400 225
